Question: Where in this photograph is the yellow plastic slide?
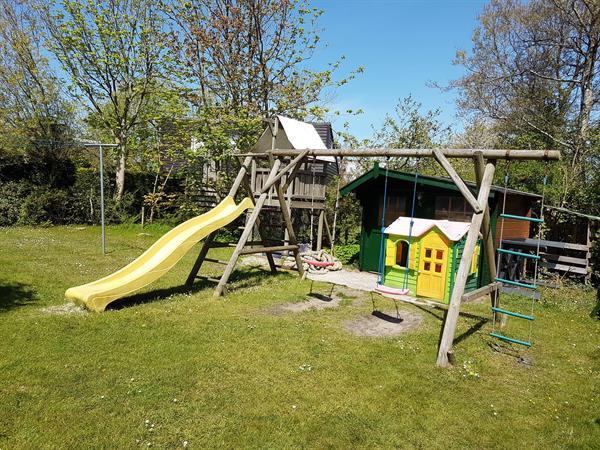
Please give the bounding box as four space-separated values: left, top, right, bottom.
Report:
65 196 254 312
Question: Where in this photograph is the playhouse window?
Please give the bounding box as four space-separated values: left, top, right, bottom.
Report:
379 196 407 226
395 241 409 267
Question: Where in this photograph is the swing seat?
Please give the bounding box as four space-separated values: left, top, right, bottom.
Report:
304 259 334 268
375 284 410 296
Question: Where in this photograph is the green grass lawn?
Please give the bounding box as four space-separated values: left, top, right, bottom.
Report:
1 225 599 448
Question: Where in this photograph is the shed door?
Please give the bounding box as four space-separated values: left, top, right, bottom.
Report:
416 232 448 300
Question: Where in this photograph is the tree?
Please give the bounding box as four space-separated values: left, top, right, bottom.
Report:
360 96 453 175
0 0 75 187
165 0 362 119
450 0 599 207
41 0 167 200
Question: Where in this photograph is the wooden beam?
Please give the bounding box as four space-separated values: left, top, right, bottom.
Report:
323 213 334 247
474 152 499 314
240 245 299 255
186 232 216 286
461 282 501 304
228 155 253 198
539 253 587 266
238 148 561 161
433 148 482 213
282 154 307 191
204 257 229 265
240 170 277 273
267 153 305 278
437 161 496 368
316 210 324 251
260 150 309 194
213 160 282 297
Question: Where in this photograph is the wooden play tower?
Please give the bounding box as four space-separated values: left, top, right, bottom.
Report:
186 116 560 367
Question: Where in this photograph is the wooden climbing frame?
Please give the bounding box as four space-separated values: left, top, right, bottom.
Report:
186 116 561 367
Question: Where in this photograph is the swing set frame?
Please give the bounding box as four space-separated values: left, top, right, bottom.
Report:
186 116 560 367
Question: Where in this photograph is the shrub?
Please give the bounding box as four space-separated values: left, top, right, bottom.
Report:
334 243 360 265
19 188 71 225
0 181 31 226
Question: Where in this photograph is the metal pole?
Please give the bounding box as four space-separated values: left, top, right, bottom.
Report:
99 144 106 255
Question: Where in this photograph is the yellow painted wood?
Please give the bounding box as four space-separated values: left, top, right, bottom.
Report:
385 238 396 266
408 240 418 270
416 230 449 300
65 196 254 312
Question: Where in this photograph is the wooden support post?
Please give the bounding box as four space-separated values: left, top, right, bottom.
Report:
238 161 277 273
474 152 499 311
323 213 334 249
188 155 258 287
436 161 496 367
240 245 299 255
259 150 309 194
228 155 253 198
267 153 305 278
316 210 324 251
213 160 282 297
186 232 216 286
433 148 482 213
282 155 306 191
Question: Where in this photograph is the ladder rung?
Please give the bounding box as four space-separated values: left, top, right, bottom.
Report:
195 275 221 283
500 213 543 223
204 257 228 265
490 332 532 347
495 277 536 290
497 248 540 260
491 307 534 321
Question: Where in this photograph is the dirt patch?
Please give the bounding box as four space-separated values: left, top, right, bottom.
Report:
344 309 422 337
41 303 87 315
270 292 342 314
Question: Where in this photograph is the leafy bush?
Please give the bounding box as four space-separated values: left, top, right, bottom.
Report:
0 181 30 226
19 188 71 225
334 243 360 265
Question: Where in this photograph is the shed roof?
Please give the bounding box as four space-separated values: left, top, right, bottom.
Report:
385 217 472 242
309 122 334 149
340 163 542 199
252 115 335 162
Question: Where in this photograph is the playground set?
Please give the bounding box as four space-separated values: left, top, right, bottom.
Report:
65 115 560 367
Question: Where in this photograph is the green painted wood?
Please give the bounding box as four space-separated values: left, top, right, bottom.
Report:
497 248 540 260
495 277 537 289
500 213 543 223
490 332 532 347
491 307 534 321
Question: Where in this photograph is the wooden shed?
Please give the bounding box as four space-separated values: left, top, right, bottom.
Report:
340 163 541 286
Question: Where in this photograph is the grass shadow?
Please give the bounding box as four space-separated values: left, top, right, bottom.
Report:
108 267 294 310
0 281 38 312
453 317 489 346
592 288 600 319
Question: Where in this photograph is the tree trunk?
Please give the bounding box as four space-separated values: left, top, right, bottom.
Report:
114 134 127 202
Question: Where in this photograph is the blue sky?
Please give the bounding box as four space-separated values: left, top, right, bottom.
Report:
310 0 488 139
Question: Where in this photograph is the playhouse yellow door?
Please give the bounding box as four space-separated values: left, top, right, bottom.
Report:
416 233 448 300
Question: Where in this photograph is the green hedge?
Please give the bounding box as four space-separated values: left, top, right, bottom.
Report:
334 243 360 265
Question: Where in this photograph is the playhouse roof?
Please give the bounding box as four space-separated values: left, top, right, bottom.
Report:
340 164 541 199
385 217 472 242
252 115 335 162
